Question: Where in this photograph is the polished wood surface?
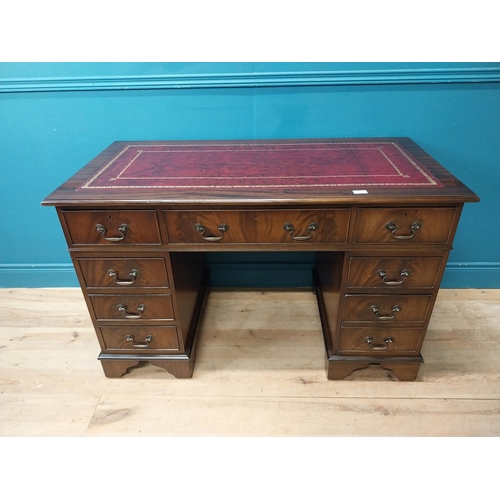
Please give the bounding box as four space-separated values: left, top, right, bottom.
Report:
341 294 432 323
346 256 442 289
338 327 422 355
89 293 175 321
352 207 459 244
76 257 170 289
62 209 162 245
99 325 180 351
165 209 350 244
1 288 499 436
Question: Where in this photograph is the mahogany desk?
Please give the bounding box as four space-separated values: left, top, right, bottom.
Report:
42 138 479 381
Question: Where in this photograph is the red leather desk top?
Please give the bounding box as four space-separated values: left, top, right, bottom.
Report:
43 138 480 206
78 141 444 191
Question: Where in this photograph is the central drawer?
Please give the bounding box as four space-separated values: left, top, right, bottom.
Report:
164 209 350 244
89 294 175 321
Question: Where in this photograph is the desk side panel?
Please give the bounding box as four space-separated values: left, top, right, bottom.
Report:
314 252 345 354
168 252 208 349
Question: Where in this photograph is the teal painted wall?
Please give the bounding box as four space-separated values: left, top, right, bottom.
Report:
1 62 499 288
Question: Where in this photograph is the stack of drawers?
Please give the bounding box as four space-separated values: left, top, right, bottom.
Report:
60 209 207 378
317 206 460 380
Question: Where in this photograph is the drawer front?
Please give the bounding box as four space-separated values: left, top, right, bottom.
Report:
99 325 179 351
165 210 255 243
254 210 349 243
338 327 422 356
89 294 174 321
353 207 457 244
164 209 350 244
342 294 432 324
77 258 170 288
63 210 161 245
346 257 443 289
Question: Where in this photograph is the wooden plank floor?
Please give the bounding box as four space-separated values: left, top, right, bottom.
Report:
1 288 499 436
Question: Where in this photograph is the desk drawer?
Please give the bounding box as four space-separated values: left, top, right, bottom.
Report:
346 256 443 289
99 325 180 352
63 210 161 245
338 327 422 355
353 207 457 244
77 257 170 288
255 210 349 243
342 294 432 324
89 294 175 321
165 211 254 243
164 209 349 244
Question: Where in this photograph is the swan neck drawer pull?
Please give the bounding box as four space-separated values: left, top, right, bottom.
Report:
107 269 139 285
125 335 153 348
117 303 146 319
194 223 229 241
385 221 422 240
283 222 318 240
376 268 411 285
370 304 401 320
95 223 129 242
364 336 394 350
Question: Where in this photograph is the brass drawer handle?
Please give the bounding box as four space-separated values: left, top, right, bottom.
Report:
283 222 318 240
370 304 401 320
376 268 411 286
125 335 153 348
194 222 229 241
117 303 146 319
96 223 129 242
364 336 394 350
385 221 422 240
108 269 139 285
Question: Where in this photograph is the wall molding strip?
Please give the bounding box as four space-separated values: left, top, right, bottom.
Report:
0 264 78 288
1 67 500 93
439 262 500 288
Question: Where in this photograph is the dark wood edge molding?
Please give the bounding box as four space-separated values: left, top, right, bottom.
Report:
326 354 424 364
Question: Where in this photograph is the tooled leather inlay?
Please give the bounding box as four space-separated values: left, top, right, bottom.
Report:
77 142 444 190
